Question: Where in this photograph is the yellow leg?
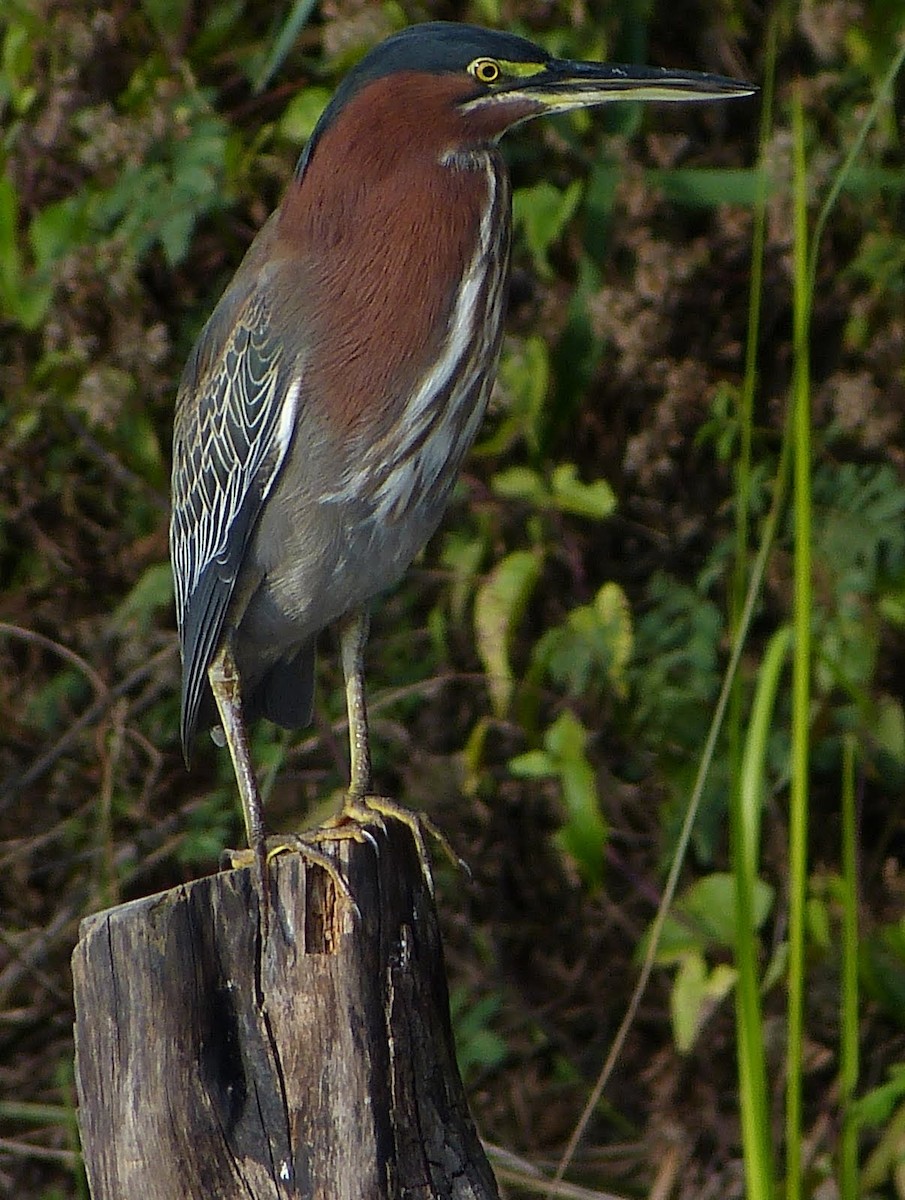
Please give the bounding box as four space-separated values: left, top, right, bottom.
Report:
339 608 372 798
208 642 269 929
335 608 463 892
212 639 363 927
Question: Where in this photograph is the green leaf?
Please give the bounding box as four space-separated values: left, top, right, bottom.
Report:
0 173 52 329
851 1066 905 1128
1 17 38 115
28 195 89 269
112 563 174 635
140 0 190 40
671 953 706 1054
593 583 633 694
479 335 550 456
190 0 244 55
647 167 764 208
549 463 617 520
510 713 606 887
546 711 607 888
874 693 905 771
649 873 775 963
460 716 491 797
450 987 507 1080
440 529 487 626
533 581 632 700
671 952 737 1053
513 179 583 278
85 98 229 267
491 465 549 506
509 748 556 779
25 668 90 734
629 572 723 751
474 550 541 716
679 873 775 949
491 462 617 522
279 87 332 144
806 894 831 951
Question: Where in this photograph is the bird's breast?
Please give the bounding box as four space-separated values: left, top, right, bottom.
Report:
305 153 512 529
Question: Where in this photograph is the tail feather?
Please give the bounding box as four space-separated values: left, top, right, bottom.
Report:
251 641 318 731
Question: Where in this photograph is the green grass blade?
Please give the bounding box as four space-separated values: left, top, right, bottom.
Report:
807 40 905 301
785 85 812 1200
839 735 859 1200
252 0 319 94
730 18 779 1199
736 623 788 1200
739 626 791 891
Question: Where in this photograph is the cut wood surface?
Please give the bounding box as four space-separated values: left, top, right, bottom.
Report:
72 816 499 1200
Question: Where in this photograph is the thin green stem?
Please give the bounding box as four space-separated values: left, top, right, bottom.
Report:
730 19 778 1200
732 18 775 612
736 626 789 1200
807 40 905 300
785 86 812 1200
739 627 791 890
838 736 859 1200
252 0 319 93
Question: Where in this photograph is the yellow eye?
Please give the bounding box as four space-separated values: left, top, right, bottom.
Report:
469 57 502 84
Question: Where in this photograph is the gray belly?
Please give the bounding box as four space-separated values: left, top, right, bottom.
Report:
232 385 488 673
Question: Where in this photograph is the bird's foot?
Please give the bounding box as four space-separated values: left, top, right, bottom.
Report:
220 836 272 938
328 794 465 895
222 833 358 918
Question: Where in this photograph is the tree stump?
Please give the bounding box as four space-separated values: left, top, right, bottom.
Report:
72 816 499 1200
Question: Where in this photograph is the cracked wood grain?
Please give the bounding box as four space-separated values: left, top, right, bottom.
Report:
72 817 498 1200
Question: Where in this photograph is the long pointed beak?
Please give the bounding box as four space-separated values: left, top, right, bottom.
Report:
478 58 756 116
543 58 754 104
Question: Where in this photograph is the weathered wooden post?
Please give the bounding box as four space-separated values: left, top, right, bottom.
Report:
72 816 499 1199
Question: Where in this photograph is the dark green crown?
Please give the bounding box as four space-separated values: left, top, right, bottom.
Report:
297 22 551 177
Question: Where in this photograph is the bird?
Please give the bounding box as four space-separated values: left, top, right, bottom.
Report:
170 21 754 892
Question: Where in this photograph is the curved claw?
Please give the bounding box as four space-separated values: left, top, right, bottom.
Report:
223 834 360 920
340 794 468 896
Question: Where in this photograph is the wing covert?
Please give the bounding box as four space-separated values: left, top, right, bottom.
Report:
170 287 302 757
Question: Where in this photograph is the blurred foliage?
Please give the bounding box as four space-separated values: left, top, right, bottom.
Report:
2 0 905 1197
645 871 777 1052
450 985 509 1082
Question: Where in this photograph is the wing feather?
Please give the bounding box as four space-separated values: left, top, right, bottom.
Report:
170 281 302 758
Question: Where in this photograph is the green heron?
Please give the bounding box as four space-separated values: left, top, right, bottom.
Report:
170 22 754 886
